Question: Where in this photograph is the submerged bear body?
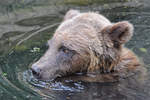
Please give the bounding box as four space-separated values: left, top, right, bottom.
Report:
31 10 145 82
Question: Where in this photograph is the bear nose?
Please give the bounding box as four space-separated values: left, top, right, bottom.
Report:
31 66 41 77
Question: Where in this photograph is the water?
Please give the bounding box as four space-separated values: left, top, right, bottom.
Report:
0 0 150 100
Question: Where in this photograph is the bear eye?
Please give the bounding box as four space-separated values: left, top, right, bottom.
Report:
59 46 76 55
59 46 70 53
62 47 69 53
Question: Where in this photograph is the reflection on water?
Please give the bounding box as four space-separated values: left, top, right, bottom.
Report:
0 0 150 100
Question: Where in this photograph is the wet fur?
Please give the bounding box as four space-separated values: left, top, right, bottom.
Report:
31 10 146 82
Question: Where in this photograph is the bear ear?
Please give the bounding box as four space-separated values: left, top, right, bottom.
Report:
64 9 80 21
102 21 134 44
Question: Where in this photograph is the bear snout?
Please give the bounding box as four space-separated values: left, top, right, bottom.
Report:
31 65 42 79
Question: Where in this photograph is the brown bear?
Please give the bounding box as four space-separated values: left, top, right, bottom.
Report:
31 10 145 82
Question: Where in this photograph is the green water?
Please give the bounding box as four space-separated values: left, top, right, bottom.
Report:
0 0 150 100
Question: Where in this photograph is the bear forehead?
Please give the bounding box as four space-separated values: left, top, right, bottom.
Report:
52 25 104 53
51 12 113 52
54 23 102 44
56 12 111 32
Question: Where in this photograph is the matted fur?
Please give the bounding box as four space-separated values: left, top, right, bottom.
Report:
31 10 146 82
